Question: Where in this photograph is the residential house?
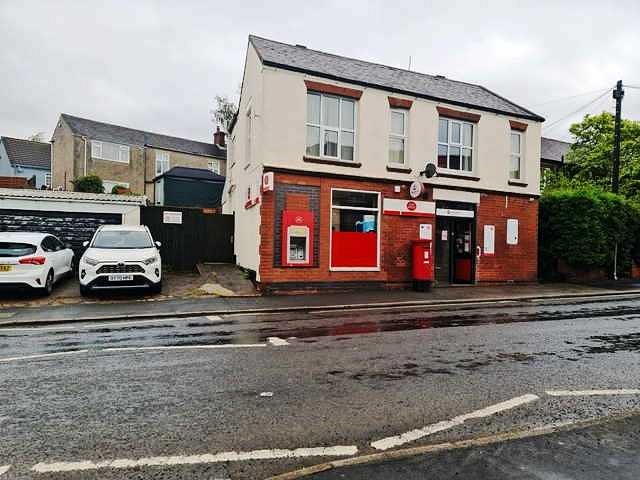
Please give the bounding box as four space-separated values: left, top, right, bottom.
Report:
541 137 571 172
224 35 544 292
0 136 51 188
51 114 226 197
153 166 226 208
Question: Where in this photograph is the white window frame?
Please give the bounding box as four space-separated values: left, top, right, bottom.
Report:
103 179 130 193
389 108 408 165
91 140 130 164
155 150 170 176
329 187 381 272
510 131 523 180
306 92 357 162
437 118 474 174
44 173 52 187
208 159 221 175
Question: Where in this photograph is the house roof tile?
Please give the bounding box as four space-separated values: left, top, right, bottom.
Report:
60 114 226 159
0 137 51 169
249 35 544 122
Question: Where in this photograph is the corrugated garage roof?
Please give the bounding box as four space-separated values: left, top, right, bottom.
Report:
0 188 147 205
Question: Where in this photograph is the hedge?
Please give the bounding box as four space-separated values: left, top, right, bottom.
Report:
539 186 640 279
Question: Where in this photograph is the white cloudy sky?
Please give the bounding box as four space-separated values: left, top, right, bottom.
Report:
1 0 639 143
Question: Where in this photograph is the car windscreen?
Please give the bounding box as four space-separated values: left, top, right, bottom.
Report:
91 231 153 249
0 242 37 257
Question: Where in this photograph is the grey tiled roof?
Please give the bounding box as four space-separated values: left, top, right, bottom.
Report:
541 137 571 163
154 166 225 182
60 114 226 159
1 137 51 169
249 36 544 122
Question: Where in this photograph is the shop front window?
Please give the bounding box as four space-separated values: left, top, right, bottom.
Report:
330 189 380 270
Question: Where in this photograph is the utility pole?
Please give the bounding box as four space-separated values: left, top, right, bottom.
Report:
611 80 624 193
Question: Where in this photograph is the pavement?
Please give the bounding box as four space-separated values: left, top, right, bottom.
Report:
2 281 640 326
1 295 640 478
308 414 640 479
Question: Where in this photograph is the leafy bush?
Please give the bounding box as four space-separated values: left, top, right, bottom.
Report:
539 186 640 279
72 175 104 193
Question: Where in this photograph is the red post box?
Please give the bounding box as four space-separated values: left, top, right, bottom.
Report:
412 239 433 291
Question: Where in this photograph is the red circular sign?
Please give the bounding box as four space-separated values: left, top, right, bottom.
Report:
406 201 417 211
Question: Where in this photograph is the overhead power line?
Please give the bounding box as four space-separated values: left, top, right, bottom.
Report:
542 89 612 132
530 87 612 107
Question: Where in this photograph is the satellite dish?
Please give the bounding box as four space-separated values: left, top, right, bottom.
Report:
421 163 437 178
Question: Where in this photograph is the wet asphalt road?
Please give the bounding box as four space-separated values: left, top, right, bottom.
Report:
1 296 640 479
312 414 640 479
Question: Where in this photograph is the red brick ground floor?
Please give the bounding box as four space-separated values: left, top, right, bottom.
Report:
256 169 538 293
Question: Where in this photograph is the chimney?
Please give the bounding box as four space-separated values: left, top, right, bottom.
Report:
213 126 226 147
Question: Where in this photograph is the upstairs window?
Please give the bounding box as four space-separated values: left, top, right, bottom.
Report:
155 151 170 176
510 132 522 180
208 159 221 175
389 109 407 165
437 118 473 172
306 92 355 161
91 140 130 164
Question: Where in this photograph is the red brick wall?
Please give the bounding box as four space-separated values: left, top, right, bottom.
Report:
259 171 435 287
259 171 538 289
476 193 538 282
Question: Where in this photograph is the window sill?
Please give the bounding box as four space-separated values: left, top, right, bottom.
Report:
508 180 528 187
303 156 361 168
329 267 381 272
386 165 412 173
436 171 480 181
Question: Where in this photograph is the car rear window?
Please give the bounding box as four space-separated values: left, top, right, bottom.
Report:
0 242 37 257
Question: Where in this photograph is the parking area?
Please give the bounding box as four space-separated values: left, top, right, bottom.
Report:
0 264 257 308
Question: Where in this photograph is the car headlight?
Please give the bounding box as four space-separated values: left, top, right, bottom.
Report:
142 256 158 265
83 257 99 266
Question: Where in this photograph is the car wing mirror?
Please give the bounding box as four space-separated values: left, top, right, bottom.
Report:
82 241 89 247
155 241 162 248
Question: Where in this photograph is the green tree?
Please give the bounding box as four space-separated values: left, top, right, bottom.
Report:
72 175 104 193
565 112 640 198
212 95 237 131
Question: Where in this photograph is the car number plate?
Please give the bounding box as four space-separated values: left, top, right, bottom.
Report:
0 265 12 272
108 274 133 282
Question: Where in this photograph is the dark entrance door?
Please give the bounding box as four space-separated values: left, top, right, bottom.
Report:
434 202 476 285
451 218 474 284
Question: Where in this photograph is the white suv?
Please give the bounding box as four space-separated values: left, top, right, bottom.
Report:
79 225 162 295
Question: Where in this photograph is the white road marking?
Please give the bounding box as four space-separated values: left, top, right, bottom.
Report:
206 315 224 322
546 389 640 397
0 350 88 363
31 446 359 473
0 317 184 332
371 394 540 451
102 344 267 353
267 336 290 346
0 465 11 476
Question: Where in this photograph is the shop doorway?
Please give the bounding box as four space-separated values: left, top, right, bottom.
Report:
435 203 476 285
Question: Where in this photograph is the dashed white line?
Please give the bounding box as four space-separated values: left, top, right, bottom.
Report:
0 350 88 363
546 389 640 397
31 446 358 473
102 344 267 352
206 315 224 322
267 336 290 346
0 465 11 476
370 393 540 451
